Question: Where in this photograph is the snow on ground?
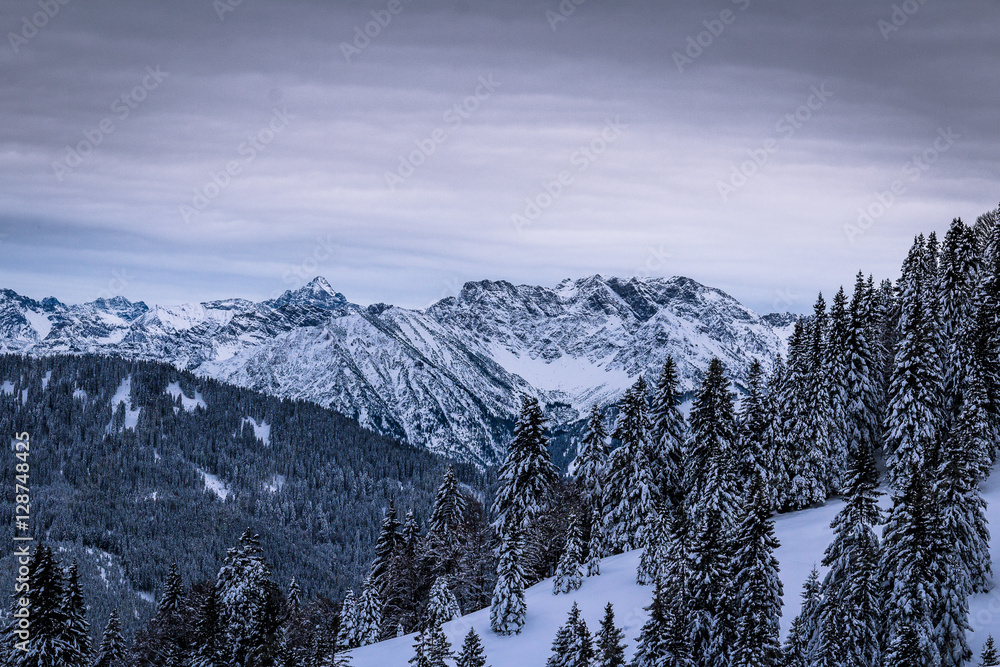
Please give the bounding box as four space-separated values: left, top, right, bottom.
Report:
197 467 231 501
73 388 87 401
166 381 207 412
24 310 52 340
109 376 141 429
265 474 285 493
351 462 1000 666
0 380 13 395
42 370 51 389
242 416 272 445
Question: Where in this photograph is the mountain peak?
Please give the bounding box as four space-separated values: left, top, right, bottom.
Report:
268 277 351 310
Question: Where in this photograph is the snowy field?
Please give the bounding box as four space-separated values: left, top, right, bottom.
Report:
351 463 1000 666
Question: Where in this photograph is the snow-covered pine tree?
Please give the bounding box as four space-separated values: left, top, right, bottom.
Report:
685 358 738 667
730 480 782 667
604 378 656 553
825 286 852 491
3 544 72 667
763 354 791 507
632 577 690 667
818 434 882 667
357 577 383 646
886 239 946 488
593 603 627 667
216 529 283 666
774 319 824 510
190 585 227 667
586 507 605 577
490 524 527 636
636 502 668 586
650 356 687 506
383 509 422 634
940 218 982 421
337 589 361 649
456 628 489 667
370 500 402 596
92 610 127 667
428 465 466 541
780 567 821 667
63 560 91 667
553 514 584 594
881 466 942 667
735 358 773 496
939 371 993 595
427 576 461 625
981 636 1000 667
546 602 593 667
491 396 558 539
409 619 452 667
786 295 832 505
574 404 610 512
846 271 883 467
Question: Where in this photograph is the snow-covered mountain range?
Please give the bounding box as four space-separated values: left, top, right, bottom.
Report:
0 276 792 464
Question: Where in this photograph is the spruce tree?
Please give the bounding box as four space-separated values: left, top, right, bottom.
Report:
428 465 466 542
370 500 402 596
63 560 91 667
492 396 558 537
885 240 945 488
636 502 668 586
735 358 773 494
92 611 126 667
490 525 526 636
216 529 282 667
574 404 610 511
546 603 593 667
5 544 72 667
586 507 605 578
825 286 852 491
632 577 689 667
604 378 656 553
456 628 489 667
650 356 687 506
427 576 461 625
780 568 821 667
337 589 361 649
409 619 452 667
881 467 941 667
730 481 782 667
553 514 584 594
190 585 227 667
818 438 882 667
593 603 627 667
847 271 882 468
357 577 383 646
981 636 1000 667
940 218 982 420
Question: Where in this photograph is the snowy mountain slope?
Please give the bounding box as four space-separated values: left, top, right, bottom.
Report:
2 275 790 463
350 466 1000 666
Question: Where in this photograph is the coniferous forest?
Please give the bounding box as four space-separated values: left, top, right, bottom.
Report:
3 205 1000 666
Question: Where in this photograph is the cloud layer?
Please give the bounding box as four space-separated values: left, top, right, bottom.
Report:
2 0 998 313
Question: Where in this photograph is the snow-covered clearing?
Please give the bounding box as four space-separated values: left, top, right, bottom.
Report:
166 381 207 412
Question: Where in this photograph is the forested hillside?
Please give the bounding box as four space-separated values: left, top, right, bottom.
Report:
0 354 488 641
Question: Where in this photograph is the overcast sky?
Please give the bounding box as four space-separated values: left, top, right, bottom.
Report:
1 0 998 314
